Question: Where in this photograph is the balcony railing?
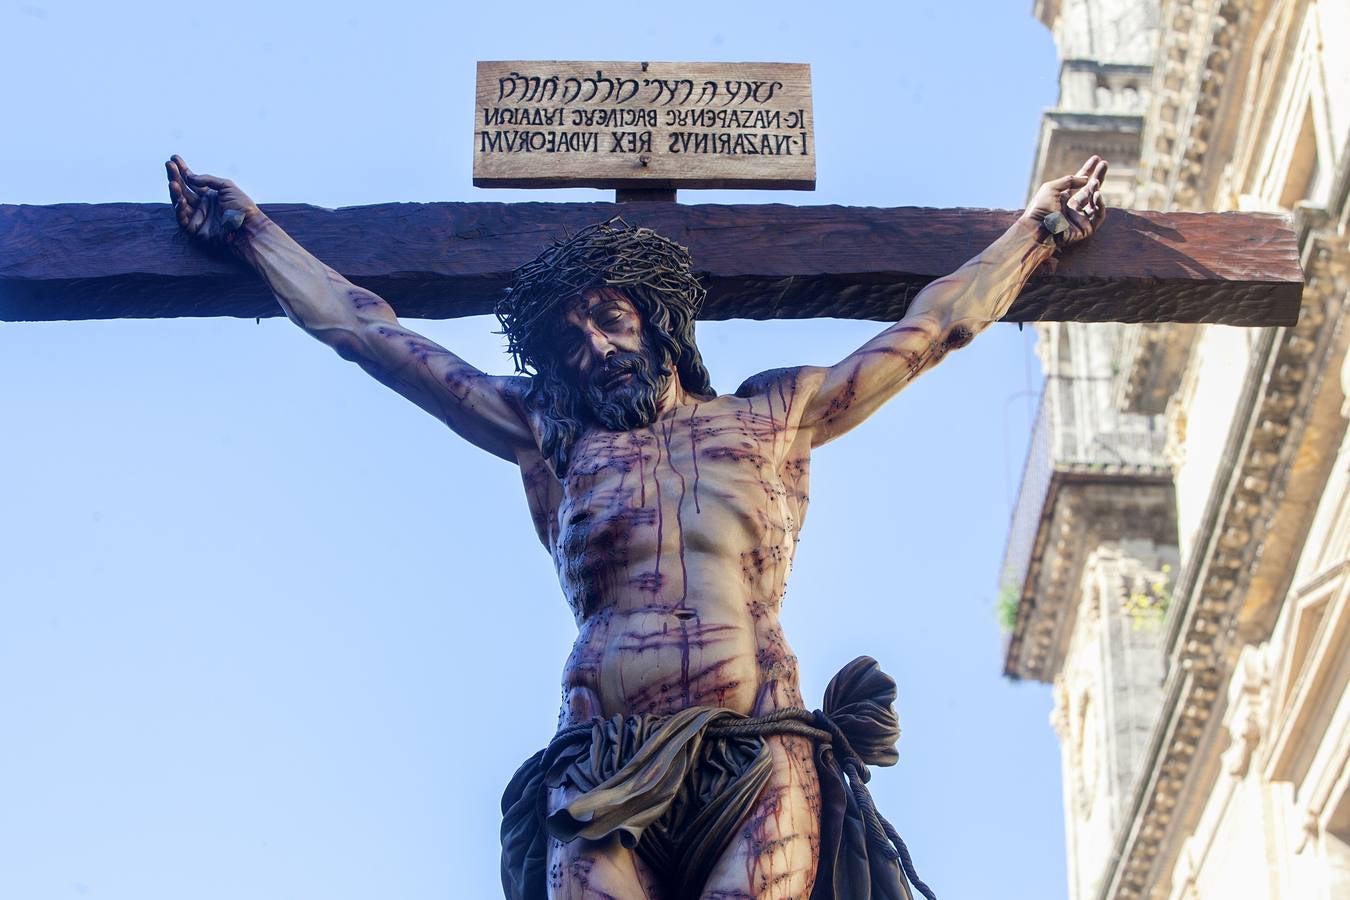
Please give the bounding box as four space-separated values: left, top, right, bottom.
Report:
999 375 1168 594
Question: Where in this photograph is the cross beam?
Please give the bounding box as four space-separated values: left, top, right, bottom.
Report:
0 202 1301 325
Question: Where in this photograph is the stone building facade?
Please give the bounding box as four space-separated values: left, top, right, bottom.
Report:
1002 1 1350 898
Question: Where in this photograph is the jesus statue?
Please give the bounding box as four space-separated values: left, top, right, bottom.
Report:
166 152 1107 900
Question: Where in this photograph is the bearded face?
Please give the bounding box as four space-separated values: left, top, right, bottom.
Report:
546 287 674 432
580 343 671 431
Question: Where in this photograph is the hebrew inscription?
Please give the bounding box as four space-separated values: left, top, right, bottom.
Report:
473 61 815 190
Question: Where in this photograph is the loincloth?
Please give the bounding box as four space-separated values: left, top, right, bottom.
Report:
500 656 934 900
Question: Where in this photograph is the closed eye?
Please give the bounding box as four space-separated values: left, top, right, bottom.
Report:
560 335 583 364
592 302 627 329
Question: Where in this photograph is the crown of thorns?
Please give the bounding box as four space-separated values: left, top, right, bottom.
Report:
495 218 706 374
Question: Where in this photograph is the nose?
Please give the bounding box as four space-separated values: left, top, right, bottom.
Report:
582 326 616 365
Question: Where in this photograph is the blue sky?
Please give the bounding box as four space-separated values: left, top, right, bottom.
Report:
1 1 1070 897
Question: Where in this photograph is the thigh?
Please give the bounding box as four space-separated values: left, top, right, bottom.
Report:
700 734 821 900
547 785 663 900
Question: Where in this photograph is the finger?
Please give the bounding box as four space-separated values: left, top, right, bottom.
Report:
166 163 180 205
167 158 198 203
1069 178 1097 210
173 155 230 192
181 164 232 191
1094 158 1109 184
1063 205 1091 236
168 179 193 227
1073 169 1104 205
1045 173 1090 193
174 193 192 229
188 188 211 232
170 155 195 187
1075 155 1100 178
168 177 186 209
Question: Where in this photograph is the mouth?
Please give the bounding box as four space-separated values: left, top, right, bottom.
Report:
598 370 634 391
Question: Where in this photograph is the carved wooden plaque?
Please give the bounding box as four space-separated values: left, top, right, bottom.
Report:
473 61 815 190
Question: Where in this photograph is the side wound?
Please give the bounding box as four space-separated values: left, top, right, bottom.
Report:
944 323 974 350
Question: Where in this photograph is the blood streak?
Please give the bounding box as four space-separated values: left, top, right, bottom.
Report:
652 415 694 706
679 617 692 706
658 415 690 605
775 379 790 453
636 433 648 507
650 426 664 589
689 402 702 513
779 372 797 436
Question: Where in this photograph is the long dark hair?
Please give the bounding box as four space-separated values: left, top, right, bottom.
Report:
495 219 714 476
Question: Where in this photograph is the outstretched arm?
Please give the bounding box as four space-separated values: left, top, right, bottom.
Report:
800 156 1108 447
166 156 534 462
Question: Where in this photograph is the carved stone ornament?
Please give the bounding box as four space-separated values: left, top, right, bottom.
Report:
1220 645 1270 777
1101 231 1349 899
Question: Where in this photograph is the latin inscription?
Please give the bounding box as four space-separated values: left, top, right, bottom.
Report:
473 61 815 190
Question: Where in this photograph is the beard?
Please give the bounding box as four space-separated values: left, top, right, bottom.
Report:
583 349 670 431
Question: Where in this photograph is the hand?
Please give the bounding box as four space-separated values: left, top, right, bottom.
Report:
165 154 261 246
1022 155 1108 248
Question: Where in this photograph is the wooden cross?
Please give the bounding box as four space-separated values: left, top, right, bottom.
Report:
0 59 1302 326
0 202 1303 326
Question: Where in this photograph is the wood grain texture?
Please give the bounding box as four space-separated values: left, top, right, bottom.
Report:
473 61 814 190
0 202 1302 325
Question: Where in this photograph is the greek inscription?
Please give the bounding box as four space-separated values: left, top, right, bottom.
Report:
664 108 783 130
571 108 657 128
483 107 567 127
475 63 813 186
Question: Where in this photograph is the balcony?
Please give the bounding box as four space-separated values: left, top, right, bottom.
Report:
1001 375 1174 680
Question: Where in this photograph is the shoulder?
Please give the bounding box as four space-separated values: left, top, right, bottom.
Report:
734 365 827 400
499 373 533 401
494 373 543 440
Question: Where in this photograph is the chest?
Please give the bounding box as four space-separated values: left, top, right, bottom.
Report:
555 404 809 552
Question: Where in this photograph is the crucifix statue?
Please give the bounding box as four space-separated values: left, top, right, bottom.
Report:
161 147 1071 900
0 60 1301 900
163 138 1063 900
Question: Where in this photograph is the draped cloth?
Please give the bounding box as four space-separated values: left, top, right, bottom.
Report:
500 656 932 900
